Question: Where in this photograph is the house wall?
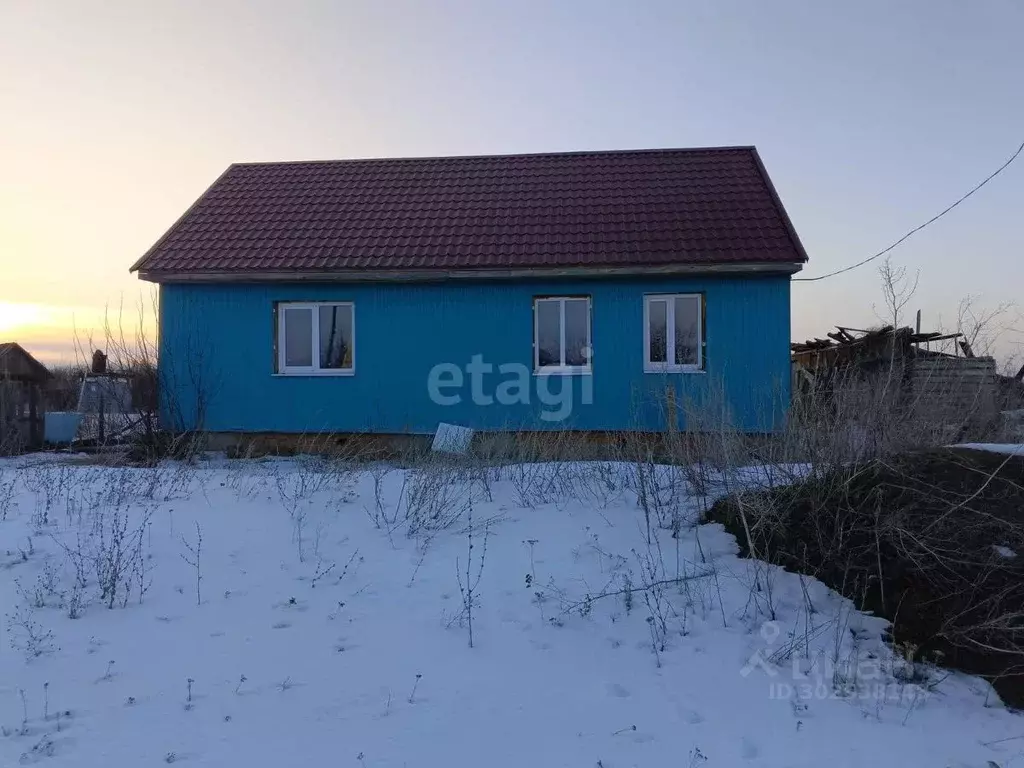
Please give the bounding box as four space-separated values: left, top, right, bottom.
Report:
158 275 792 434
0 380 43 454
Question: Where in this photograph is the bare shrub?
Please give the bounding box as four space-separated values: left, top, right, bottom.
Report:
142 462 199 503
180 522 203 606
565 461 625 509
14 561 64 610
454 506 489 648
274 459 331 508
275 465 320 561
45 363 86 411
619 432 685 541
94 504 153 609
70 294 222 463
5 605 57 659
268 449 360 560
403 460 474 535
631 542 675 666
53 498 153 611
489 428 594 509
24 464 74 529
0 469 16 521
225 458 273 499
365 464 402 539
507 460 562 508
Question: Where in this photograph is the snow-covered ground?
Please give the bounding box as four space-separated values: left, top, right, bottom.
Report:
0 455 1020 767
955 443 1024 457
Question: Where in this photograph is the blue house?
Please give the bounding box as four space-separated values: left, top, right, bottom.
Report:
130 147 808 438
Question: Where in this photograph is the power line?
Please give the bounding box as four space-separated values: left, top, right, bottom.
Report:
793 138 1024 283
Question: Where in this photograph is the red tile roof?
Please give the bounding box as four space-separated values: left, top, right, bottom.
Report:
131 147 807 280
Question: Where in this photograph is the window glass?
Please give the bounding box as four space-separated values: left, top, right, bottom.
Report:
564 299 590 367
673 296 700 366
648 299 668 364
536 300 562 367
319 305 353 369
284 307 313 367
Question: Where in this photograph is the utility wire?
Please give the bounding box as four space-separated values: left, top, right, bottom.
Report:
793 139 1024 283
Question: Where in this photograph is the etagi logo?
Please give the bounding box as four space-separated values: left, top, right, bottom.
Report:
426 354 593 422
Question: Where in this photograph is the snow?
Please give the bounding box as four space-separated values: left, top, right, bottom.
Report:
954 443 1024 456
0 456 1020 767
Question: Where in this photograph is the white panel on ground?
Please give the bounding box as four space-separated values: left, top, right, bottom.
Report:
431 422 474 454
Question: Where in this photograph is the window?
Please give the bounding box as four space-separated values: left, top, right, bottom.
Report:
277 302 355 375
533 296 592 373
644 294 703 372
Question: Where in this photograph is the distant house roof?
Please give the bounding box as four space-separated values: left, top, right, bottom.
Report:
0 343 51 382
131 146 808 282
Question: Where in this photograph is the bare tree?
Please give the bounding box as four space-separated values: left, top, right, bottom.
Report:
875 257 920 331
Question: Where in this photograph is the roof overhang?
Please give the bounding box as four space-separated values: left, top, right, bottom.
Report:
137 261 804 284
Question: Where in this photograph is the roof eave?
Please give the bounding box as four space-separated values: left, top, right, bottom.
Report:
136 261 804 284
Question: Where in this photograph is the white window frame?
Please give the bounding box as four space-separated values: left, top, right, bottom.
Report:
277 301 355 376
533 296 593 375
643 294 703 373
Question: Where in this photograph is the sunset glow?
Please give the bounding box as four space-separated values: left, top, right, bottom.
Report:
0 301 53 335
0 300 156 365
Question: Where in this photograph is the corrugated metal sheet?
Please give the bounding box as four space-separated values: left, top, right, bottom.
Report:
158 275 791 433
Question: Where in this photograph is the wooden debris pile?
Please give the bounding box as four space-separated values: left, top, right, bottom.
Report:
791 325 968 371
791 325 999 428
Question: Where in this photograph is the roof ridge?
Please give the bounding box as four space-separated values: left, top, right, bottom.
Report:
228 145 757 168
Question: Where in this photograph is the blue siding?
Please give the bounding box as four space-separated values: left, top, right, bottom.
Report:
158 276 791 433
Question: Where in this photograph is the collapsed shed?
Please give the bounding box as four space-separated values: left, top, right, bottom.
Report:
792 326 999 437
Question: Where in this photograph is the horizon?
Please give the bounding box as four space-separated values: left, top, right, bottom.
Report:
2 0 1022 367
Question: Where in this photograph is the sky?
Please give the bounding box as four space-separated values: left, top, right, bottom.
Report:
1 0 1021 366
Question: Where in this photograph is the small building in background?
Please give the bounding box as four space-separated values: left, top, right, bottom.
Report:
0 342 50 454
